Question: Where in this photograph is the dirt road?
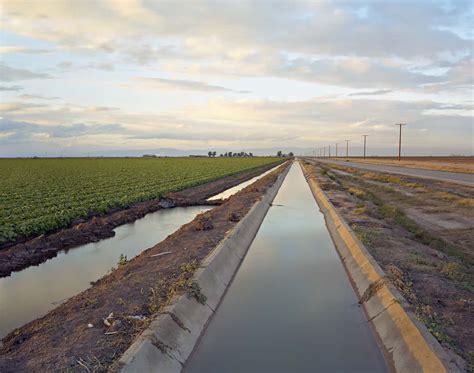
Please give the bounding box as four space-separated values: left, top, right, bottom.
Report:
314 158 474 187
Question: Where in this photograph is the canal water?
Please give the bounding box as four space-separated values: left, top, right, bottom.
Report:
186 163 388 372
0 206 210 339
0 164 276 340
208 163 283 201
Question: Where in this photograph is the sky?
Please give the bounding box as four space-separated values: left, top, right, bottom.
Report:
0 0 473 157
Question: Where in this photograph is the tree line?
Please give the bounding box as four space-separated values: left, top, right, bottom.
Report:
207 151 294 158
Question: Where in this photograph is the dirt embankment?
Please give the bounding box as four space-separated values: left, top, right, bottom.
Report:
302 158 473 371
0 162 289 372
0 162 282 278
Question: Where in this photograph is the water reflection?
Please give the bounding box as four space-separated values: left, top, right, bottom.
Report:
0 206 210 339
186 164 387 372
208 164 283 201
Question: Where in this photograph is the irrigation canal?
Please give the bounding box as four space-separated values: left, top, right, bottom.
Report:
0 206 210 339
186 162 388 372
0 164 284 339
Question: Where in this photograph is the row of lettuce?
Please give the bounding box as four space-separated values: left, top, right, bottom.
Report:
0 157 281 245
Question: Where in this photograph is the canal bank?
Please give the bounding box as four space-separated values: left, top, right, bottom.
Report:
301 160 461 372
185 162 387 372
0 162 291 372
0 206 210 339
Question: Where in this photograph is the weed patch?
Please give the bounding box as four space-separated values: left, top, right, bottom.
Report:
440 262 464 281
348 187 366 199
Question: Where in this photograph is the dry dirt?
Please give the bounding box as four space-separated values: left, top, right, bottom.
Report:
0 163 289 372
0 162 281 278
334 156 474 174
303 158 474 371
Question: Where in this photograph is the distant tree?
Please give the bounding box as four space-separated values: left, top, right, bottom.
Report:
220 154 223 157
213 151 217 157
233 152 238 157
277 150 282 157
208 151 212 157
249 152 253 157
288 152 294 157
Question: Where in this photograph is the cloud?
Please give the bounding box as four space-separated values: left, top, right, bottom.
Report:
0 102 47 112
0 1 471 155
349 89 393 96
20 94 60 100
0 118 124 140
0 64 52 82
0 85 23 91
1 96 472 155
0 46 51 54
134 77 250 93
1 1 470 59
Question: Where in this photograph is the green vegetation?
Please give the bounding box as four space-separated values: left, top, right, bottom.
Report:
0 157 281 244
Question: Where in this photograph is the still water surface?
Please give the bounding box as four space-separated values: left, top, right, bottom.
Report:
186 163 388 372
0 206 210 338
208 163 283 201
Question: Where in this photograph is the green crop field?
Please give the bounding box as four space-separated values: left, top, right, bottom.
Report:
0 157 281 245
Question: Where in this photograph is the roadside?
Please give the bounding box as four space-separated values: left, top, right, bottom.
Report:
0 162 282 278
302 158 473 371
320 157 474 174
0 162 290 372
314 158 474 187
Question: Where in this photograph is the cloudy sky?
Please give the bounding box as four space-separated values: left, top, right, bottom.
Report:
0 0 472 157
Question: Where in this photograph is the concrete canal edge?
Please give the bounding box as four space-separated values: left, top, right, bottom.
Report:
118 163 291 373
300 161 461 373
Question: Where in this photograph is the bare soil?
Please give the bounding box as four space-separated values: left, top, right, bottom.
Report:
0 162 281 278
302 158 474 371
333 156 474 174
0 162 289 372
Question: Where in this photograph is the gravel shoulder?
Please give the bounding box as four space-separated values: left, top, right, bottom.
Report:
315 158 474 187
302 158 473 371
323 157 474 174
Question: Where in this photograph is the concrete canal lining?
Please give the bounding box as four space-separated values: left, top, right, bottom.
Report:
118 163 290 372
301 160 461 372
185 162 387 372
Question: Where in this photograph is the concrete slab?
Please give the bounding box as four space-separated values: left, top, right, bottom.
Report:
193 266 227 311
120 335 182 373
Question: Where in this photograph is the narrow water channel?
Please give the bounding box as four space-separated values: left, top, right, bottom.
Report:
208 163 283 201
0 206 210 339
0 165 276 340
186 163 388 372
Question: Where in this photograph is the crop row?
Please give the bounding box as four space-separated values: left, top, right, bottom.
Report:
0 157 281 244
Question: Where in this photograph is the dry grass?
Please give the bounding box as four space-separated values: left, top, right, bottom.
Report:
348 187 366 199
345 157 474 174
457 198 474 208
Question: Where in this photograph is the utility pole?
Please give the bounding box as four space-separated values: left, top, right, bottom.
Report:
395 123 407 161
345 140 350 159
329 145 331 158
362 135 368 159
323 147 326 157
